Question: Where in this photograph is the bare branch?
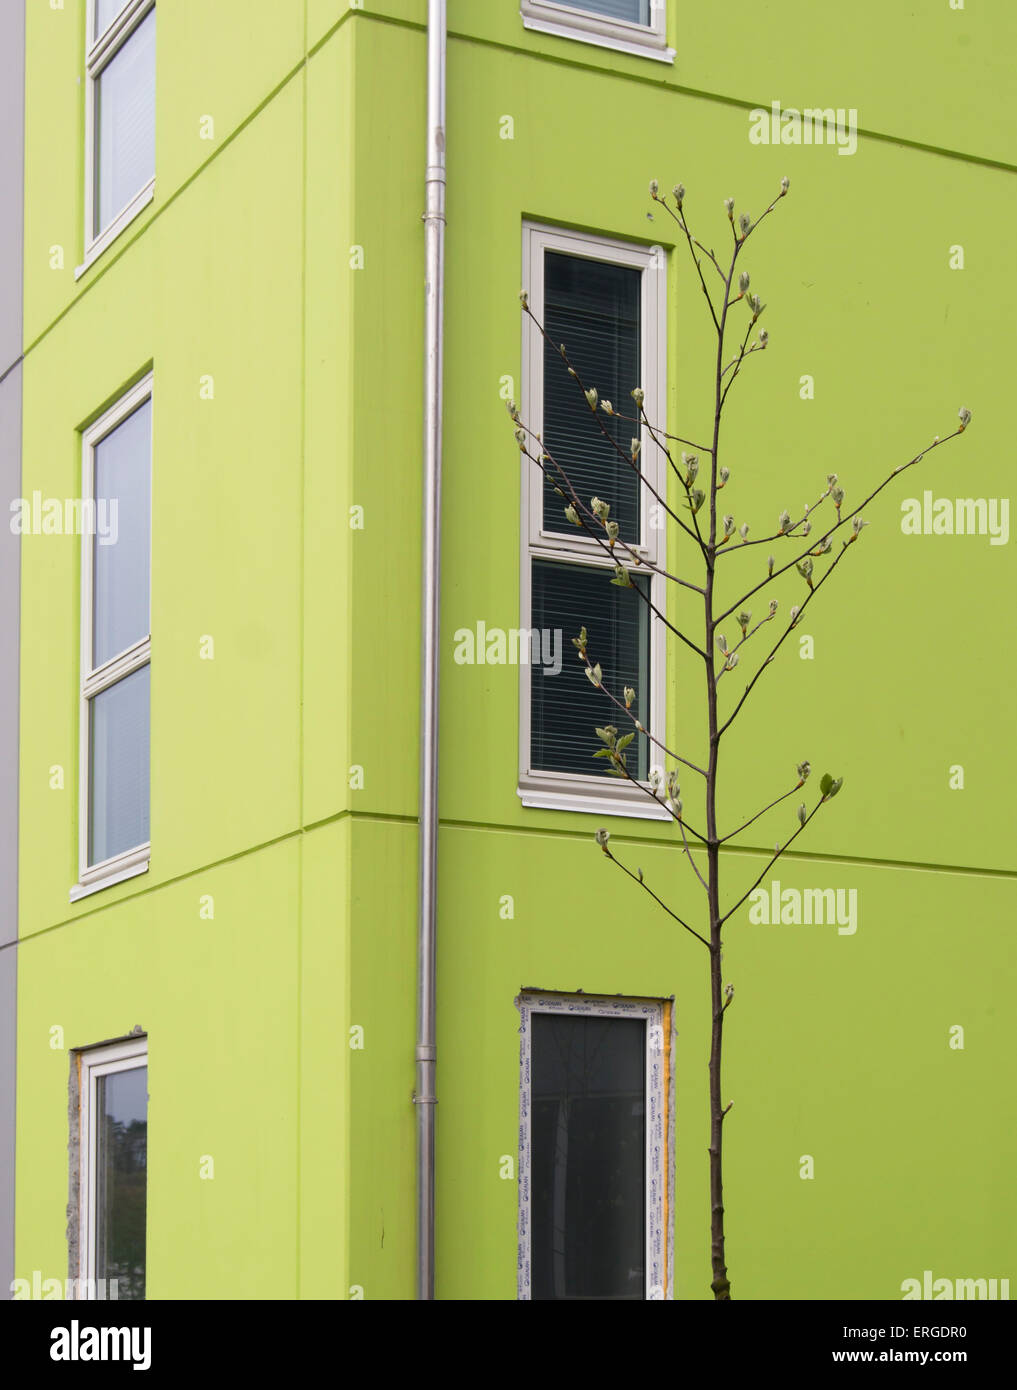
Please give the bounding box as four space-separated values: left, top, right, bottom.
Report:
600 844 711 948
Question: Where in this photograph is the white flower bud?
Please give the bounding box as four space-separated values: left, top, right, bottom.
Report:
605 520 620 541
778 509 791 532
624 686 636 709
584 387 598 409
631 386 645 408
826 473 838 489
832 486 844 508
591 496 609 520
759 328 768 347
767 554 774 577
600 399 614 415
519 290 529 308
738 610 751 633
595 827 610 847
958 406 972 429
739 212 751 236
738 271 750 294
514 427 527 447
797 556 813 580
719 466 730 485
716 633 728 654
723 514 735 535
802 519 812 536
564 505 580 526
739 522 750 540
630 438 642 458
797 803 807 827
768 598 779 617
686 456 699 483
724 197 735 216
780 175 790 194
852 515 868 535
790 605 800 623
726 652 740 670
797 760 811 782
649 178 659 197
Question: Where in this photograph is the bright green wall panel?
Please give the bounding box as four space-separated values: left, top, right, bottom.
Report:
15 839 301 1299
18 78 305 933
347 818 418 1299
434 825 1016 1299
436 38 1013 877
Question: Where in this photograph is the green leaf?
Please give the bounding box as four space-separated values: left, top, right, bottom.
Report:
828 777 843 798
616 733 635 752
605 767 628 778
594 726 617 746
820 773 834 797
592 748 614 759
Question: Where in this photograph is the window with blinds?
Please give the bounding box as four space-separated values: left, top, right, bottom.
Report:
519 0 672 64
519 224 667 815
84 1 156 266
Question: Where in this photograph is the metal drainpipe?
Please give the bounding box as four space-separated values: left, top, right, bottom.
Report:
416 0 446 1303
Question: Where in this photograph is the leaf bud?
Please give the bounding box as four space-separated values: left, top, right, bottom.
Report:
564 504 581 526
739 212 752 236
797 803 807 827
780 175 790 195
649 178 659 198
595 827 610 848
719 466 730 486
631 386 645 408
739 522 750 541
724 196 735 217
738 271 751 294
584 387 598 409
673 183 685 207
767 554 775 577
958 406 972 430
624 686 636 709
768 598 779 617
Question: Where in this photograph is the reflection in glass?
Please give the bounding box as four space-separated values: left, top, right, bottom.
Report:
95 1065 147 1300
531 1013 646 1299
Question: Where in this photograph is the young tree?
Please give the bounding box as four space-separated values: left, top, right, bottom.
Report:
509 178 971 1300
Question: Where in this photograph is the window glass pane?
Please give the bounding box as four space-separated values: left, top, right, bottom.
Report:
95 8 155 235
95 1065 147 1300
89 664 150 865
95 0 131 40
541 254 641 543
570 0 650 22
93 397 151 668
531 559 649 779
531 1013 646 1300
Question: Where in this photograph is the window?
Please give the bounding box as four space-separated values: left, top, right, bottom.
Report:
79 0 156 275
72 1035 148 1301
517 992 672 1300
520 0 674 63
72 374 152 901
519 224 667 817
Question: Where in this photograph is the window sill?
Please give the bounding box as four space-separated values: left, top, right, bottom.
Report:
518 778 671 820
75 179 155 281
70 844 150 902
521 14 675 64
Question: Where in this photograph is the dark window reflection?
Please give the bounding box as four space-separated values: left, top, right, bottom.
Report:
531 1013 646 1300
96 1065 147 1299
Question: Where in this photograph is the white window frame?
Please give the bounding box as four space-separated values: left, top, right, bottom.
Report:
520 0 674 64
74 1034 148 1301
71 373 153 902
77 0 156 279
518 222 669 818
516 991 673 1301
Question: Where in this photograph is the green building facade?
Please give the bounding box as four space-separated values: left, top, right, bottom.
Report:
3 0 1014 1301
